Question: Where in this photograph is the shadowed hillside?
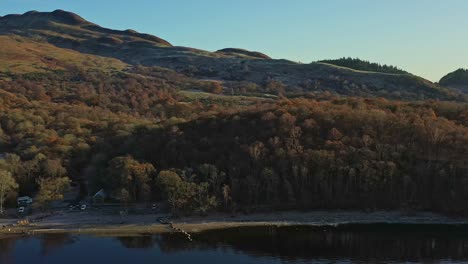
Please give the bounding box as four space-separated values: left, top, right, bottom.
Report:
440 69 468 94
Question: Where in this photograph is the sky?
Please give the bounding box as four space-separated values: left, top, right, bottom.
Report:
1 0 467 81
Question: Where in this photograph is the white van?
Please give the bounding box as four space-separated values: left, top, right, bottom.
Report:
17 196 33 205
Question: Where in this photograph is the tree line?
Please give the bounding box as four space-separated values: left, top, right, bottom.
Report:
319 57 408 74
84 98 467 215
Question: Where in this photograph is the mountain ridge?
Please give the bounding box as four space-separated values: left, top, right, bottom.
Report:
0 9 173 47
0 9 464 100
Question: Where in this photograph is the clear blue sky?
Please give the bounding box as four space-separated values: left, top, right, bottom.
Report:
1 0 467 81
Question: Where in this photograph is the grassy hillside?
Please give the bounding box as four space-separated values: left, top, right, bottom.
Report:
0 35 127 76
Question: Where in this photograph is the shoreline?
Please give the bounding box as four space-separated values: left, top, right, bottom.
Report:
2 210 468 236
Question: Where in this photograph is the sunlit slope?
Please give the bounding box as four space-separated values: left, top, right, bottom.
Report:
0 35 127 77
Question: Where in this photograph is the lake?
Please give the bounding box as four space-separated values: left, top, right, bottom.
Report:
1 224 468 264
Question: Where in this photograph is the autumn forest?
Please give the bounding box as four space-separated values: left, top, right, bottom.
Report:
0 10 467 217
0 66 467 216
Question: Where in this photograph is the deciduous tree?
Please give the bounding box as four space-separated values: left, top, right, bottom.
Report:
0 170 18 214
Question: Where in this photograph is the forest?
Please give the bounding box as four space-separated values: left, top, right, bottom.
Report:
0 66 467 216
440 68 468 88
319 57 408 74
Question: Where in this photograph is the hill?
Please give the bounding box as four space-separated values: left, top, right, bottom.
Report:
216 48 272 59
0 10 461 101
0 9 172 47
440 68 468 93
0 10 467 217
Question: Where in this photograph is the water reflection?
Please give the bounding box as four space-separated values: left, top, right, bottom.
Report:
193 224 468 262
1 224 468 264
39 233 76 256
0 237 15 264
117 236 155 249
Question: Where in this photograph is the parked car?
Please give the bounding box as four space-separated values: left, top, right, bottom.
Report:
80 204 87 210
17 207 25 214
17 196 33 206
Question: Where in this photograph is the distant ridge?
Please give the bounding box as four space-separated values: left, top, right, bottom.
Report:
0 9 91 27
0 9 173 47
216 48 271 59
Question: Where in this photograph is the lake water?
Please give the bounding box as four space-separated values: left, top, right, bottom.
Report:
1 224 468 264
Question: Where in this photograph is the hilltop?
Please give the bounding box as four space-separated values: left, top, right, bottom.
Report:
216 48 272 59
0 10 462 100
440 68 468 94
0 9 172 47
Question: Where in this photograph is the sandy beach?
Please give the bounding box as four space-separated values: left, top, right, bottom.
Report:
1 210 468 237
